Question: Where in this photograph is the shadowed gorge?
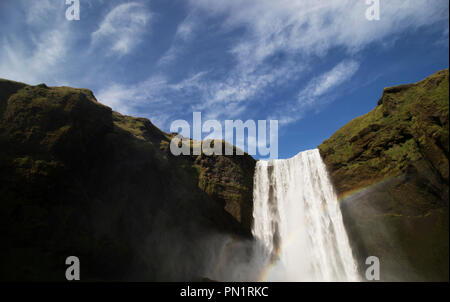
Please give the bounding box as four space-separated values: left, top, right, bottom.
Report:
0 79 256 281
319 69 449 281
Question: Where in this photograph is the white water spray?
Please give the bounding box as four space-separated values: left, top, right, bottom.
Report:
252 149 360 281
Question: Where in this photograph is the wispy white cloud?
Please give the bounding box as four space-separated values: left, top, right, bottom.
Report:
91 2 151 56
275 60 360 125
97 75 169 115
157 13 199 66
0 31 69 84
175 14 197 42
0 1 69 84
101 0 446 127
96 73 208 128
25 0 57 25
180 0 448 124
190 0 448 66
298 60 360 106
96 59 303 129
192 60 305 120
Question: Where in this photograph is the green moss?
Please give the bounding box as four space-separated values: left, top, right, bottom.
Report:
320 69 449 281
319 69 449 196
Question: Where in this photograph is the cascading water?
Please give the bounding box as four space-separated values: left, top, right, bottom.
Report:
252 149 360 281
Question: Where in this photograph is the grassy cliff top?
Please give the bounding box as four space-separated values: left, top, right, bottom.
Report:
319 69 449 200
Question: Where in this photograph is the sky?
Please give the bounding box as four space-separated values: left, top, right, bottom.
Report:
0 0 448 159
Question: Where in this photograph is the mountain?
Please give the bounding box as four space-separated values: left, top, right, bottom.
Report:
319 69 449 281
0 79 255 281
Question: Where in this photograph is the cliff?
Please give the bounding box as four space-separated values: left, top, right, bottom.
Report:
0 79 256 281
319 69 449 281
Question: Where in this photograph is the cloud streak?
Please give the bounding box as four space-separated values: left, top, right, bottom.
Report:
179 0 448 124
95 0 448 130
276 60 360 125
0 1 69 84
298 60 360 106
190 0 448 65
91 2 151 56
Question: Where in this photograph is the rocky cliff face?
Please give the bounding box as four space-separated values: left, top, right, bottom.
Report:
0 79 256 281
319 69 449 281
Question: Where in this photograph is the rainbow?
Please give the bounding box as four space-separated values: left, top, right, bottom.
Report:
257 227 304 282
338 175 398 202
256 175 398 282
211 176 398 282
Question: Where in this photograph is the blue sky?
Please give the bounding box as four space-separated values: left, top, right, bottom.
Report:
0 0 448 159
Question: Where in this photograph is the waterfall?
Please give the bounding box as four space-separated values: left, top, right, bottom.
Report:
252 149 360 281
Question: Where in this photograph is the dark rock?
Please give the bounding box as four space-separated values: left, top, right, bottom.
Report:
36 83 49 89
0 79 256 281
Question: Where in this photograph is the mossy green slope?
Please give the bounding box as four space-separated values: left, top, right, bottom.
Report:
0 79 256 281
319 69 449 281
